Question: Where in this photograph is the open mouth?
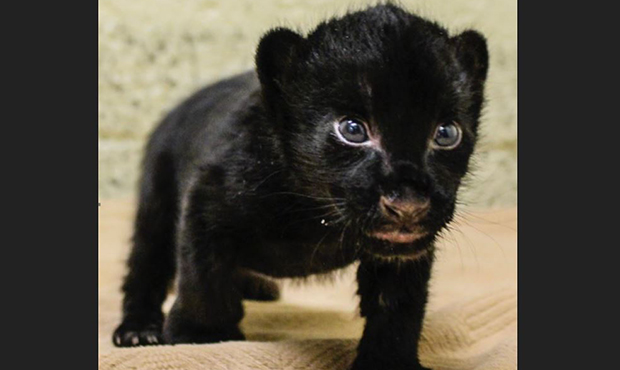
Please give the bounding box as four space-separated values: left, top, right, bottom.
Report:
369 229 428 244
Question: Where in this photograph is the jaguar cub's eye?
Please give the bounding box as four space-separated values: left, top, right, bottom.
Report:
432 122 462 149
337 118 369 144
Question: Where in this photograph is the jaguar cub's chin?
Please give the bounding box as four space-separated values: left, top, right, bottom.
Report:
365 228 432 260
371 247 431 261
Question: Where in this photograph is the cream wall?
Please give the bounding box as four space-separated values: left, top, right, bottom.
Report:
98 0 516 207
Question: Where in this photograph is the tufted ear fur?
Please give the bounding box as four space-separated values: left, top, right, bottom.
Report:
451 30 489 87
255 28 305 116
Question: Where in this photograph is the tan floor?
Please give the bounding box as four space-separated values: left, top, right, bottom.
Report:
99 200 516 369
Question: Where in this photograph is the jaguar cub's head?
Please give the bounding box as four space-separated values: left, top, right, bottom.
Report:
256 4 488 258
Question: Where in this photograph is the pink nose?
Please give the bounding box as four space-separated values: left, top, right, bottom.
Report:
379 196 430 223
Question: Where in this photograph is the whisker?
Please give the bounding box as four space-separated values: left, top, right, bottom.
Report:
309 231 331 270
439 225 465 273
248 169 286 192
453 213 507 261
339 219 352 262
448 222 480 272
260 191 346 202
458 209 517 231
284 202 348 214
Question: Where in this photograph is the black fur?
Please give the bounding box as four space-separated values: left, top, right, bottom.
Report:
113 4 488 370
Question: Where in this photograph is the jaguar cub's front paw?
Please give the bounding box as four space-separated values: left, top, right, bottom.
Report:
163 313 245 344
112 319 163 347
351 363 431 370
350 355 431 370
164 324 245 344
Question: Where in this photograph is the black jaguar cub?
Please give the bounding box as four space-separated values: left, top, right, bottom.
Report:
113 4 488 370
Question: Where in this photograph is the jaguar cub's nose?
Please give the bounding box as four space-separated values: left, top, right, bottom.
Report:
379 195 430 223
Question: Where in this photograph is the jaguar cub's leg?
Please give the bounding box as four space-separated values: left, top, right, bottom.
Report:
163 236 246 344
112 153 177 347
351 254 434 370
163 187 246 344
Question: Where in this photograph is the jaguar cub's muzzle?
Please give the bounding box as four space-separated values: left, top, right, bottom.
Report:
368 195 431 244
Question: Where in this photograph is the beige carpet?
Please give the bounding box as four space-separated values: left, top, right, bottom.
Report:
98 200 516 369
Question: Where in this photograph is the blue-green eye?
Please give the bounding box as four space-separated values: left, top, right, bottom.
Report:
337 118 368 144
433 122 462 149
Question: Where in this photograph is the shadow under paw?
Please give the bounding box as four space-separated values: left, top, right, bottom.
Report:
164 322 245 344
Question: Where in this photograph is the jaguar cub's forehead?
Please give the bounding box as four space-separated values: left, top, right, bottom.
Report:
299 5 463 130
304 5 455 75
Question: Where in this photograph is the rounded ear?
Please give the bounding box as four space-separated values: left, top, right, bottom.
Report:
451 30 489 85
255 28 305 112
